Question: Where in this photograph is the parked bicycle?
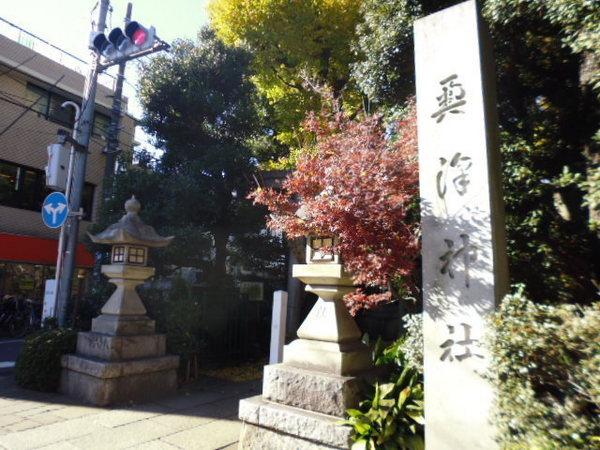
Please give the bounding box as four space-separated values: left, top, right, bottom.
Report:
0 295 41 337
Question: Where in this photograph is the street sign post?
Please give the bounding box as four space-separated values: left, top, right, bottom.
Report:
42 192 69 229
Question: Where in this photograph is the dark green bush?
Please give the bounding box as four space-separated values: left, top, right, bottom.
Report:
141 277 205 383
489 286 600 448
344 337 424 450
15 327 77 392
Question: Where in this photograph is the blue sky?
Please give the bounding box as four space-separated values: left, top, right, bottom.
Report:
1 0 210 150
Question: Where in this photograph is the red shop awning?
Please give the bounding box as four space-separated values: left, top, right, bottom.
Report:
0 233 94 268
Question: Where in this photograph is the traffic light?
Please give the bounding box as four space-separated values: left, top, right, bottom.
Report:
108 27 130 52
125 22 155 51
91 32 115 59
90 21 157 63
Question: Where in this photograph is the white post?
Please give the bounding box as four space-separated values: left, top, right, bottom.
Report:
269 290 288 364
42 279 57 322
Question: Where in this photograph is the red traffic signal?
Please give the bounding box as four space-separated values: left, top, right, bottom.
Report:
125 22 150 46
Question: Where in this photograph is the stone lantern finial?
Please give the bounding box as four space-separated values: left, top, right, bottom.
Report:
124 195 141 214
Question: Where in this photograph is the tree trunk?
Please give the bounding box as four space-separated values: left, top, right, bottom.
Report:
213 228 228 278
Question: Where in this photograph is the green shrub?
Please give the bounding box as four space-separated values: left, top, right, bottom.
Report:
15 327 77 392
489 285 600 449
163 278 202 358
141 277 205 382
344 338 424 450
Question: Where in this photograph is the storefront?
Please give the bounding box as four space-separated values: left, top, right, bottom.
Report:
0 232 94 333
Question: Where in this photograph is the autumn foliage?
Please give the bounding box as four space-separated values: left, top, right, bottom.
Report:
251 102 420 313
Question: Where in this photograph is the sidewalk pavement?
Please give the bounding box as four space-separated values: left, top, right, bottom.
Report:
0 372 260 450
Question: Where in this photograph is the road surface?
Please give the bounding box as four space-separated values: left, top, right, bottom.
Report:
0 339 23 374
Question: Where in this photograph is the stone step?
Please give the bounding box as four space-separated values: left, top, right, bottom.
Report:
62 354 179 379
76 332 166 361
60 354 178 406
239 395 352 449
262 363 363 417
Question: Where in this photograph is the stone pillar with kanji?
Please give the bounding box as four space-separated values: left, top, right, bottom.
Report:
60 196 179 406
414 1 509 448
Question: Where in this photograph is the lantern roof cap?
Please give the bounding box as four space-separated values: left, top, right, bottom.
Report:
88 196 173 247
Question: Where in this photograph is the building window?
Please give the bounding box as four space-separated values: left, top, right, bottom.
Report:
48 93 75 126
0 159 95 221
0 161 18 203
25 83 75 128
24 83 49 116
25 84 112 139
81 184 95 221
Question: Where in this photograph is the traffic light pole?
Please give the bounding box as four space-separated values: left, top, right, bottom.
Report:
56 0 110 326
103 2 132 203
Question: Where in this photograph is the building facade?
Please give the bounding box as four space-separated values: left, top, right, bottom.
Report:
0 30 136 324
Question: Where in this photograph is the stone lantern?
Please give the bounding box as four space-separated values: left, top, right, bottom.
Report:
61 196 179 406
238 232 373 449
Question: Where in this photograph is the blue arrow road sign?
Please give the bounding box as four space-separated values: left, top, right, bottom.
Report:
42 192 69 229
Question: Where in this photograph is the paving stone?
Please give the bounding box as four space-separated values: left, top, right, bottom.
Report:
14 405 62 418
149 397 239 432
217 443 239 450
0 400 44 416
161 418 242 450
37 442 81 449
52 404 104 419
239 422 341 450
29 413 65 426
0 416 104 450
126 439 180 449
4 419 42 432
153 389 229 411
67 420 173 450
89 407 162 428
0 376 251 449
0 415 22 427
148 411 213 432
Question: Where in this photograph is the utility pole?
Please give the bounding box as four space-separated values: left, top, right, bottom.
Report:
56 0 110 326
103 2 132 203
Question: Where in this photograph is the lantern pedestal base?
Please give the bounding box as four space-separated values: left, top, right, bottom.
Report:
60 354 178 406
283 338 371 376
61 313 179 406
91 314 156 336
238 395 352 450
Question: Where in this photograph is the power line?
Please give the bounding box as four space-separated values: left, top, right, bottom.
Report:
0 87 139 149
0 16 124 87
0 54 38 78
0 74 65 137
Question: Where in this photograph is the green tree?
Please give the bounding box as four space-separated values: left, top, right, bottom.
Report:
209 0 364 151
96 28 285 281
350 0 600 304
351 0 456 107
